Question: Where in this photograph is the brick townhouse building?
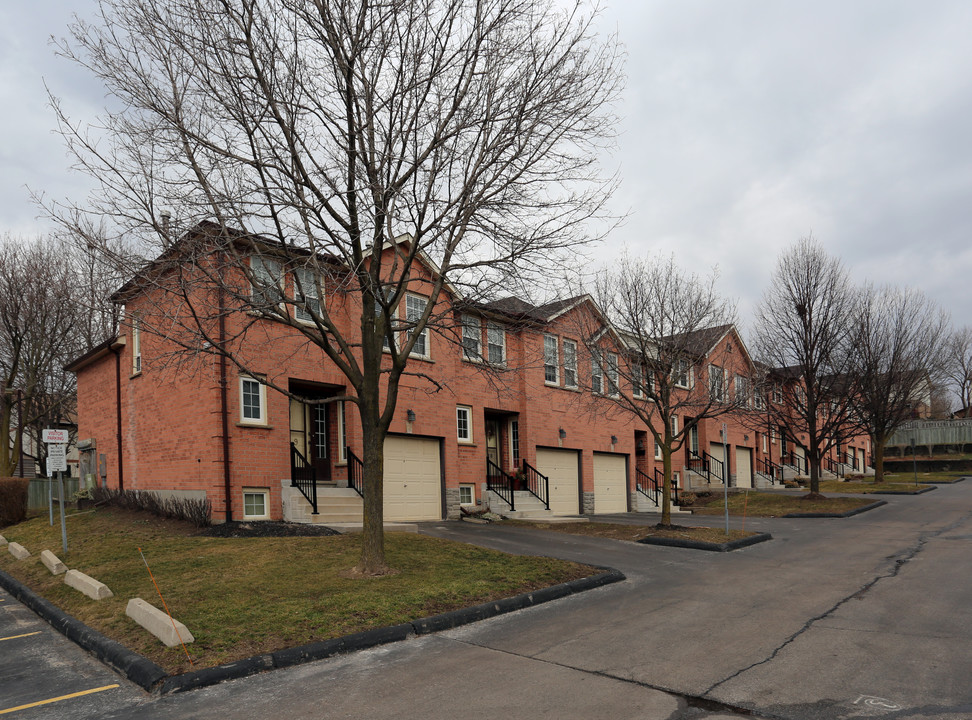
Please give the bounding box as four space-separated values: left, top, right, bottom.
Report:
66 223 871 524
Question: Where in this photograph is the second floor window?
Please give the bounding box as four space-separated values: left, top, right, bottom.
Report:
607 353 619 397
250 256 283 308
591 351 603 394
632 362 643 398
709 365 726 402
673 357 692 389
461 315 481 360
487 322 505 365
405 294 429 357
563 340 577 388
544 335 559 384
131 315 141 374
294 267 321 322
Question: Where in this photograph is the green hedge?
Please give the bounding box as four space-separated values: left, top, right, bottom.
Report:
0 477 29 528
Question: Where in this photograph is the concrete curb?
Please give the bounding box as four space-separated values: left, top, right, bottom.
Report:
0 568 166 691
907 476 966 484
637 532 773 553
784 500 887 518
0 565 624 696
871 486 937 495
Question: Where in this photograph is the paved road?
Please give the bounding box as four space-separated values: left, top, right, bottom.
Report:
2 483 969 719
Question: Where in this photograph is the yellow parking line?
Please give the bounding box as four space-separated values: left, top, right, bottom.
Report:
0 685 120 715
0 632 41 642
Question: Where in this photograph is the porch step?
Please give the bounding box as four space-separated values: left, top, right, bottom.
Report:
635 494 692 515
282 482 365 525
487 490 558 519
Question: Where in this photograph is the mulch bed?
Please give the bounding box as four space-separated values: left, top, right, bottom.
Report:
197 521 341 538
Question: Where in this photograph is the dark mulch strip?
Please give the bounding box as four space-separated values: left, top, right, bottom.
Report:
783 500 887 518
197 521 341 538
637 532 772 553
871 486 937 495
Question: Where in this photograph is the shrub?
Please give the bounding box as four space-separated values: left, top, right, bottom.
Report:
0 478 29 528
92 487 212 528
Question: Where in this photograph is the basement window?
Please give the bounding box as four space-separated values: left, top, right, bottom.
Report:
243 488 269 519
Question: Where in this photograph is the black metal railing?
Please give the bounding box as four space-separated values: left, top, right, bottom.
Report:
825 455 844 478
782 452 808 475
346 447 364 498
290 442 318 514
756 457 784 485
635 468 658 506
521 461 550 510
486 458 515 510
689 450 724 485
660 467 682 505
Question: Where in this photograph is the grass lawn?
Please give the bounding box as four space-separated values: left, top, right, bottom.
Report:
509 520 757 544
813 478 932 493
0 508 593 675
880 472 966 483
686 490 874 517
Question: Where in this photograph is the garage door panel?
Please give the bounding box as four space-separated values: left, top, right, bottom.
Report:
383 436 441 521
593 453 628 514
535 448 579 516
735 447 752 488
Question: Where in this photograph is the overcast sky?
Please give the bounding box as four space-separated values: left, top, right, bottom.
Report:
3 1 971 333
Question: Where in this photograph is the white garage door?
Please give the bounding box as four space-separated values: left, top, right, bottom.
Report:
735 447 752 488
383 435 442 521
593 453 628 514
709 442 727 484
535 448 580 516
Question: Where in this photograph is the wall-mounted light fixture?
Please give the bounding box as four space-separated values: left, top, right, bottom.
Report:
559 428 567 439
406 409 416 423
744 434 749 442
610 435 618 445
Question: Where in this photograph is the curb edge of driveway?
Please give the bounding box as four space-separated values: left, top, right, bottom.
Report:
784 499 888 518
0 564 624 696
636 532 773 553
871 485 937 495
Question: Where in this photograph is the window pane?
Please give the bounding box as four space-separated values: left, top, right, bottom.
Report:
242 379 262 420
544 335 559 383
457 406 470 441
295 268 321 321
251 257 282 306
487 323 505 364
462 315 480 359
244 492 266 517
563 340 577 387
406 295 428 356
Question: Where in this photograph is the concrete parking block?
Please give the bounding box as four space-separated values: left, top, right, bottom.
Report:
40 550 68 575
64 569 113 600
126 597 195 648
7 542 30 560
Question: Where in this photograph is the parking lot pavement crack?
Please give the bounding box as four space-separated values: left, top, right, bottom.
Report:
449 637 784 719
701 511 972 698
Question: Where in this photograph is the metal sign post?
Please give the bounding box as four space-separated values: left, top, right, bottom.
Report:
44 432 69 553
721 423 729 538
911 437 918 487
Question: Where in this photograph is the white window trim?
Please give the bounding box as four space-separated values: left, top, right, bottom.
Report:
673 358 693 389
459 483 476 506
632 363 644 398
670 414 679 436
543 335 559 385
607 352 620 397
509 418 520 466
239 376 268 425
563 339 578 389
250 256 284 310
486 322 506 366
131 316 142 375
405 293 430 359
293 267 322 324
242 487 270 520
461 314 482 361
457 405 473 443
591 351 603 395
654 440 662 460
709 364 726 402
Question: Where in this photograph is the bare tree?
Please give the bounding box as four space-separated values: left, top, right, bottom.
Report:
0 237 88 476
853 285 949 482
944 327 972 414
50 0 622 573
751 237 859 497
586 253 740 526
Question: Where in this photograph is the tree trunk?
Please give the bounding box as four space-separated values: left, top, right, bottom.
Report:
872 433 886 483
661 446 672 526
354 378 391 575
808 448 821 496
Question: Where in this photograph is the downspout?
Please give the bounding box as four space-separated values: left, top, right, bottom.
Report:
111 345 125 491
218 288 233 522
